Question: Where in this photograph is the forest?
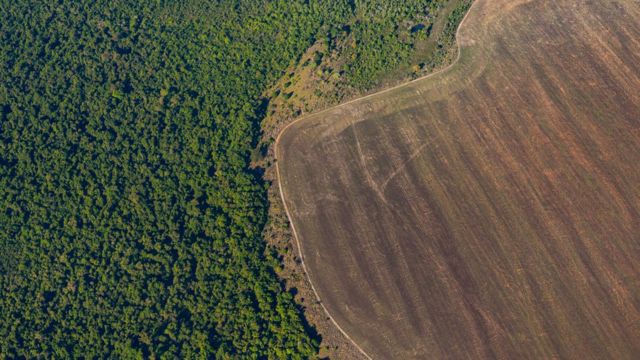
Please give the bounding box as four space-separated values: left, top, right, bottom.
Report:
0 0 465 358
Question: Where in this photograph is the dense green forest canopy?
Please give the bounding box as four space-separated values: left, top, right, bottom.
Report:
0 0 464 358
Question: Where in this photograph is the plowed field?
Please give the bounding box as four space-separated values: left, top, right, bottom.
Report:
277 0 640 358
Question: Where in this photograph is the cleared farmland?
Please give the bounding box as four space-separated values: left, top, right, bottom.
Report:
276 0 640 358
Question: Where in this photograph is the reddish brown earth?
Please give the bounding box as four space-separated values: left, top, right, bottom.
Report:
276 0 640 358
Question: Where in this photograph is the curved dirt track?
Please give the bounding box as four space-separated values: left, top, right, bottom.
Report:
277 0 640 358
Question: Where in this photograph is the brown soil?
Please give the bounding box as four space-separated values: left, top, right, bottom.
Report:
277 0 640 358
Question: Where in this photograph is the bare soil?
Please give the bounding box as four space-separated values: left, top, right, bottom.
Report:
277 0 640 358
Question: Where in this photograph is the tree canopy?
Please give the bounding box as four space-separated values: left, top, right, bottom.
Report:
0 0 349 357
